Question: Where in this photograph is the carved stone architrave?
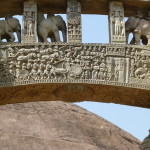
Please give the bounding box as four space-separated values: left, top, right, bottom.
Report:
67 0 82 43
22 1 37 44
2 43 150 90
109 1 126 44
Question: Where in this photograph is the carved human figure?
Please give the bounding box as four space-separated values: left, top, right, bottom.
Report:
27 59 33 71
43 61 51 79
114 71 119 81
120 20 125 36
24 11 35 35
107 71 113 81
92 61 99 80
98 70 103 80
115 17 121 35
16 63 21 80
37 60 45 79
111 10 124 37
8 47 15 57
83 61 91 79
9 61 15 76
30 60 39 80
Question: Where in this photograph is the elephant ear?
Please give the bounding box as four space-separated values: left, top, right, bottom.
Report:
125 17 139 30
6 19 14 32
37 12 45 24
4 20 13 33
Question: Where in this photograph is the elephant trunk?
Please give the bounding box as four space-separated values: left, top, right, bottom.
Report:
16 23 21 43
126 31 129 44
62 29 67 42
17 30 21 43
125 17 140 44
62 20 67 42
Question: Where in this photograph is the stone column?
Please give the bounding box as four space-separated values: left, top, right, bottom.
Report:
22 1 37 44
67 0 82 43
109 1 126 44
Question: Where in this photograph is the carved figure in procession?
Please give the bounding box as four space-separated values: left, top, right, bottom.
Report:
125 10 150 45
0 16 21 43
37 13 67 42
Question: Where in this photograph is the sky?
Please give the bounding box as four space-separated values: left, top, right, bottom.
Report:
76 14 150 141
4 14 150 141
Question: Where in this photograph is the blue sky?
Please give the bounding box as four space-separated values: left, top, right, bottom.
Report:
6 14 150 141
77 14 150 141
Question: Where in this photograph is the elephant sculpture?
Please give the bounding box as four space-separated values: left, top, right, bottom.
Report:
125 11 150 45
37 13 67 42
0 16 21 43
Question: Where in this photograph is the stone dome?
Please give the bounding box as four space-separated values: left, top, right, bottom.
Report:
0 101 141 150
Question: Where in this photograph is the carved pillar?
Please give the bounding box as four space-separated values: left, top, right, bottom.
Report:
22 1 37 44
109 1 126 44
67 0 82 43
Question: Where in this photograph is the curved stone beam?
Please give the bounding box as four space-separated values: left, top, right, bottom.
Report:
0 0 150 17
0 43 150 108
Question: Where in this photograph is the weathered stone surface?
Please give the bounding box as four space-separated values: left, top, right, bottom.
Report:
140 130 150 150
0 0 150 17
0 101 140 150
1 43 150 108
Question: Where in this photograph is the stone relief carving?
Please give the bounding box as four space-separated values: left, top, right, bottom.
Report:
37 13 67 42
22 1 37 44
1 43 150 89
0 16 21 43
109 1 126 44
0 43 131 85
67 0 82 43
130 48 150 80
126 10 150 45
